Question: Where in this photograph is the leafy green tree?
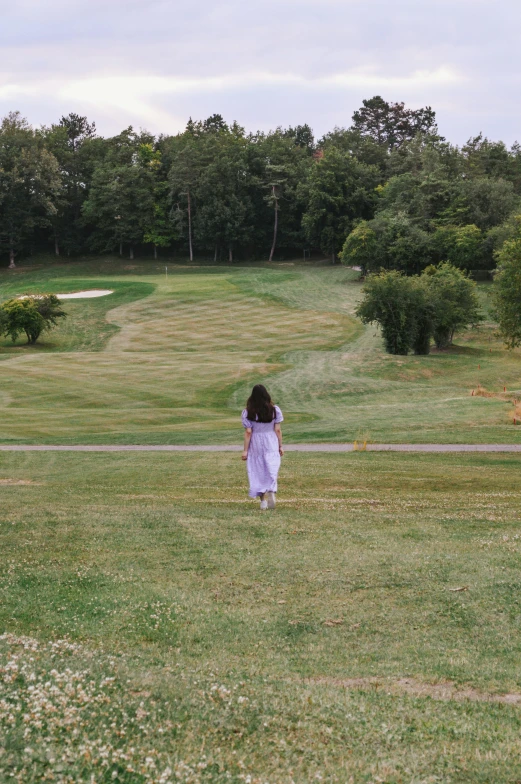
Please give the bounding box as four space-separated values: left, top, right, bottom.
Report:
410 278 435 355
423 263 482 348
378 157 455 229
1 294 66 344
231 127 313 260
342 212 434 274
351 96 439 151
0 305 7 337
386 132 461 181
340 221 381 274
192 127 254 261
201 114 229 134
486 213 521 258
355 270 420 355
1 299 43 343
143 193 179 258
138 144 178 258
355 265 478 356
41 113 97 255
319 127 389 174
461 134 521 187
492 226 521 348
300 147 379 261
283 124 315 153
169 140 202 261
432 224 484 269
185 114 229 138
0 112 61 267
82 130 156 258
458 177 518 231
383 214 433 274
264 163 289 262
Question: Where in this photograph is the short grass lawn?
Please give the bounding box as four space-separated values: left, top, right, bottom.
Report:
2 451 521 782
1 258 521 445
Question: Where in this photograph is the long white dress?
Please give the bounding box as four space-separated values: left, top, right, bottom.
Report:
242 406 284 498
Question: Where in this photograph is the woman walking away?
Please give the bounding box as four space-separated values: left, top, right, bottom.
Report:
242 384 284 510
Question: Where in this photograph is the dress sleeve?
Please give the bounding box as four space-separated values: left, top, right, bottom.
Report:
242 409 252 429
274 405 284 423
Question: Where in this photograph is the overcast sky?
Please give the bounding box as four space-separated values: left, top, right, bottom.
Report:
1 0 520 145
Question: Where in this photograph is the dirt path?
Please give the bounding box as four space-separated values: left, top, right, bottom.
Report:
1 444 521 452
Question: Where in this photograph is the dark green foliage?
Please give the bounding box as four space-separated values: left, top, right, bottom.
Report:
2 99 521 265
300 147 379 261
355 264 481 355
461 133 521 188
431 224 485 269
1 299 45 344
0 112 61 267
351 96 438 150
423 263 482 349
341 213 433 274
82 131 157 259
0 294 66 344
339 221 380 275
492 219 521 348
0 304 8 337
457 177 517 231
355 271 420 354
283 123 315 152
41 113 97 256
411 283 435 355
341 129 521 274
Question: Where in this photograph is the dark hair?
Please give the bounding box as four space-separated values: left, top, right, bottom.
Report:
246 384 276 423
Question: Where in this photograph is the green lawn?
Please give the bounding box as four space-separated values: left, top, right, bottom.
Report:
2 259 521 781
1 256 520 445
2 450 521 782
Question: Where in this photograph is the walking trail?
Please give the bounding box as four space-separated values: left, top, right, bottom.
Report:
1 444 521 452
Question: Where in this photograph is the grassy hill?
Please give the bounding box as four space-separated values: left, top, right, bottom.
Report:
3 449 521 781
3 258 521 781
0 257 520 444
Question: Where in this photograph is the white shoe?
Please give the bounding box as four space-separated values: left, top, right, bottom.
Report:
260 499 268 511
267 492 276 509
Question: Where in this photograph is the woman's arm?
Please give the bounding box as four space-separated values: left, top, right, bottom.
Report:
242 428 252 460
274 423 284 456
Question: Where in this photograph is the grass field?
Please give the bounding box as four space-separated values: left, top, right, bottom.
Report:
1 256 521 445
3 450 521 782
2 258 521 782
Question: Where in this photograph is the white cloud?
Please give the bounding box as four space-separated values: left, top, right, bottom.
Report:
0 0 519 142
57 65 463 101
0 66 463 134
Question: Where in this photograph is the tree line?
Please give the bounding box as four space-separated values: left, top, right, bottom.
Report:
1 96 521 267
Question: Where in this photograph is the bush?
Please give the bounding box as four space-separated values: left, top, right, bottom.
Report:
431 224 485 270
492 236 521 348
0 306 7 337
341 213 434 275
411 284 435 355
355 264 481 356
423 263 482 349
1 294 66 345
339 221 381 275
355 270 429 355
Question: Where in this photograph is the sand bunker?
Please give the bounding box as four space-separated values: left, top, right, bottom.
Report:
56 290 113 299
19 290 113 300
